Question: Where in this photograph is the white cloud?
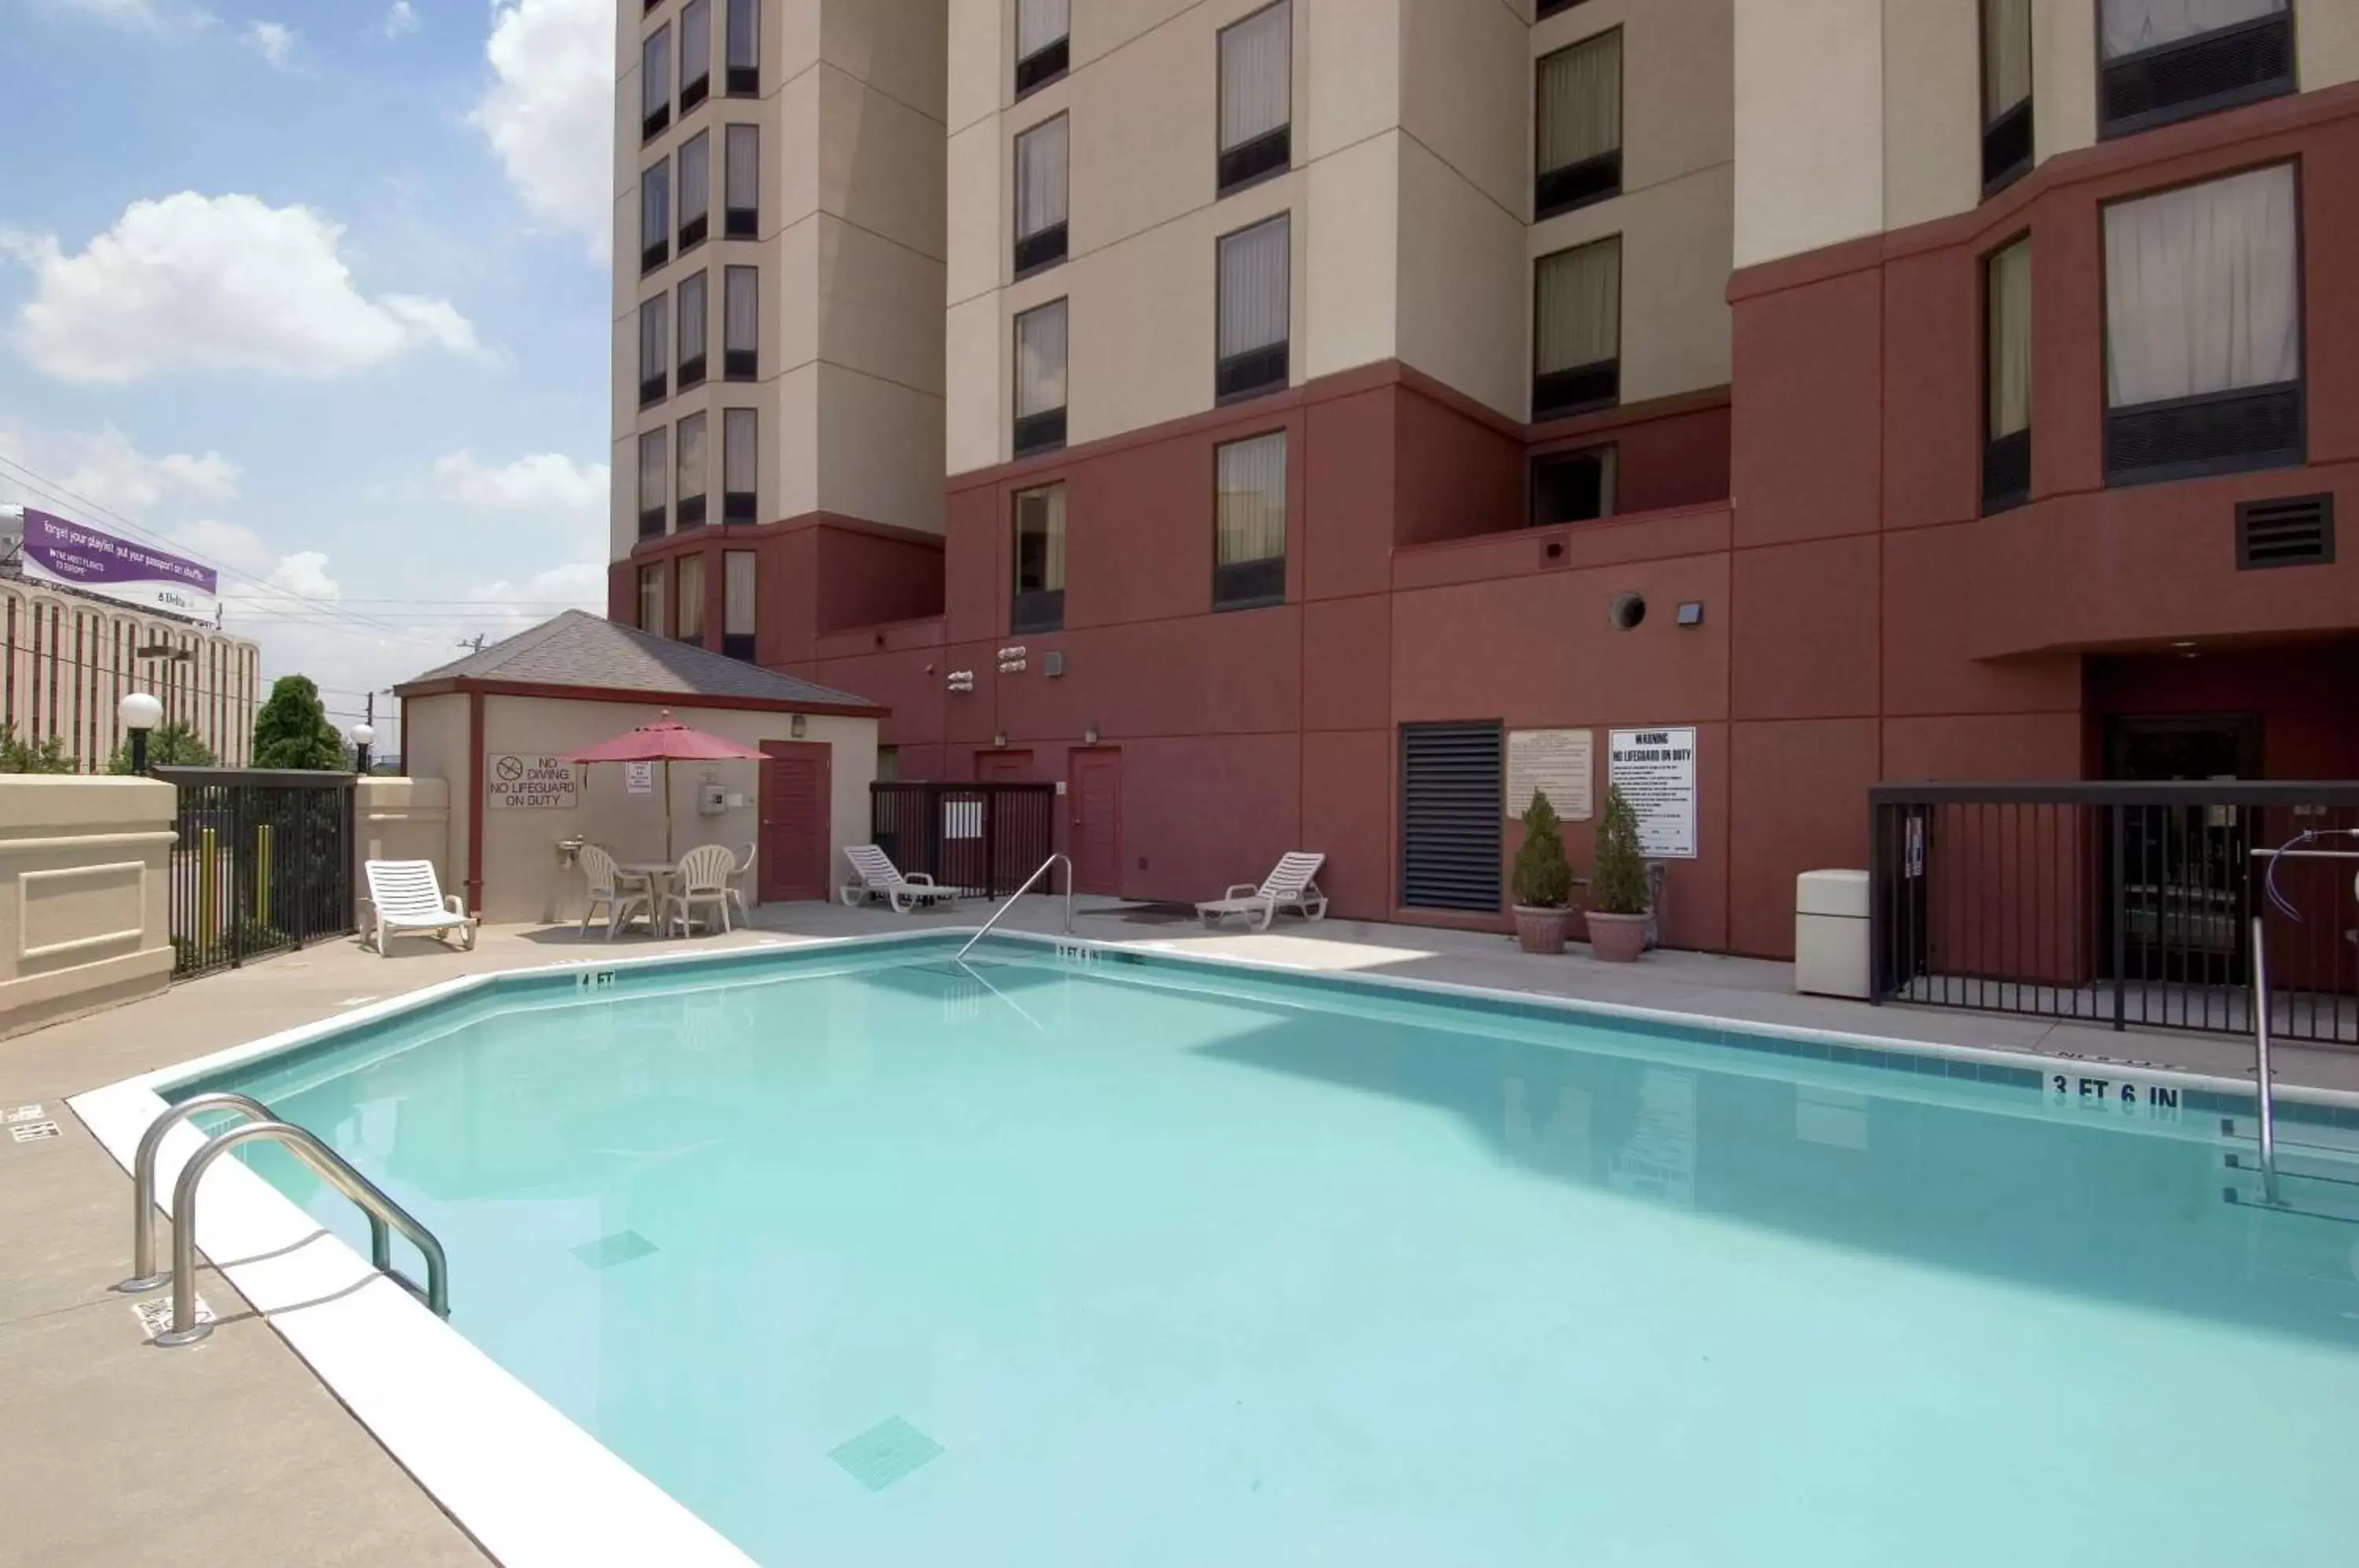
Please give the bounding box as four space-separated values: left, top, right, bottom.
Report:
434 451 609 518
39 0 167 31
383 1 418 39
2 193 484 385
473 0 613 257
244 19 294 67
0 421 239 521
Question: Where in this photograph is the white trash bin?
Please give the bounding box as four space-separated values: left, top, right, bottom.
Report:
1795 870 1870 999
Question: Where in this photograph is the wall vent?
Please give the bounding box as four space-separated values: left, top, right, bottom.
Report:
1400 723 1503 914
2236 494 2334 570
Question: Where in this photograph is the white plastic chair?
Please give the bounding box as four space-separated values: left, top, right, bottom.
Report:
1196 852 1329 930
724 841 756 924
841 845 961 913
579 844 654 940
663 844 739 936
362 859 476 957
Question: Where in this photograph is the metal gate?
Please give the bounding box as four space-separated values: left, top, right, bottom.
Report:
159 767 357 980
870 782 1058 897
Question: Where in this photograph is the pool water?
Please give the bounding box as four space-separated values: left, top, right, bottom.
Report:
192 942 2359 1566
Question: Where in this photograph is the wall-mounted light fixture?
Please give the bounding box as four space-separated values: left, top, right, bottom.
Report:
992 731 1009 749
1083 723 1099 745
790 713 808 738
1676 602 1705 627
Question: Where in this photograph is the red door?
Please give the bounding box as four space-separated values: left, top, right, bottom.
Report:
759 741 831 901
1069 749 1122 896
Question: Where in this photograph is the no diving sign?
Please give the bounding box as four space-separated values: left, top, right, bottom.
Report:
487 754 578 810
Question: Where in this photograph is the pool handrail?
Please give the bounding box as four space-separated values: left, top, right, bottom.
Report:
116 1090 277 1293
955 852 1073 960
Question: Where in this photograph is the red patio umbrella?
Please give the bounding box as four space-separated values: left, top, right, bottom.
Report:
563 712 764 862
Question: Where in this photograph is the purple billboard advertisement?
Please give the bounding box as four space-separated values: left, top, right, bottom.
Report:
16 508 219 622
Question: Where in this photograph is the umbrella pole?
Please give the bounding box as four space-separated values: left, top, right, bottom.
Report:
664 757 675 863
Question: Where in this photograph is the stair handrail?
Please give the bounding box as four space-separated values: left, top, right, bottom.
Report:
955 852 1073 961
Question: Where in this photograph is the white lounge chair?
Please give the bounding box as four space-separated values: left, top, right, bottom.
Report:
841 845 961 913
579 844 654 940
1197 852 1328 930
723 841 756 925
362 859 477 957
663 844 739 936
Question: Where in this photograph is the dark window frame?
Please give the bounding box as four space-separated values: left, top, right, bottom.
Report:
2095 3 2296 141
641 24 672 141
1013 114 1070 278
1214 214 1290 405
724 123 759 237
1981 231 2033 514
1012 299 1069 458
678 130 711 252
1215 2 1291 198
725 0 760 95
1010 484 1066 635
1533 28 1623 220
680 0 712 110
1211 429 1288 613
722 407 758 524
637 295 668 408
678 272 708 388
640 160 670 275
723 265 758 381
1015 36 1068 98
1536 0 1593 16
676 410 709 532
1529 444 1616 527
1530 237 1621 422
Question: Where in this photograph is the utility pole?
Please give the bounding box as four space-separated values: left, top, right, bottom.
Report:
458 633 488 654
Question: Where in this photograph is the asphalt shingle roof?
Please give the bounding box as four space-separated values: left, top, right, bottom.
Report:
397 610 881 709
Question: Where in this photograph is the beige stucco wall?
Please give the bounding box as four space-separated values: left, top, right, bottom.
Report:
458 696 877 926
399 693 472 905
0 777 175 1039
353 776 451 901
2306 2 2359 90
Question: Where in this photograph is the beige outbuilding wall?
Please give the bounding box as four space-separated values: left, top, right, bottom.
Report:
0 777 175 1040
352 776 451 897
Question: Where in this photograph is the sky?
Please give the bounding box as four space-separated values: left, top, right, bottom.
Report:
0 0 618 755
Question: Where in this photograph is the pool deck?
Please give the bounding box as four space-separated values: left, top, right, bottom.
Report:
4 900 2350 1564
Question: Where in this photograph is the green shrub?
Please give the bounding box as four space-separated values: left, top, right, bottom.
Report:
1591 783 1650 915
1512 790 1573 910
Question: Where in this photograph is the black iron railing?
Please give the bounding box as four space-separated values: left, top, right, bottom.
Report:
870 782 1058 899
158 767 357 980
1869 782 2359 1043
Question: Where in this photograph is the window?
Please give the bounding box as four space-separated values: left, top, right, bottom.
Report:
723 550 757 661
638 563 665 636
1010 483 1065 633
679 270 708 386
681 0 712 110
1216 215 1289 402
1213 432 1286 610
639 428 669 536
1217 2 1290 195
678 410 709 528
2100 0 2293 138
1015 0 1069 97
726 0 760 94
1536 29 1621 218
2103 164 2301 485
642 25 671 139
1984 237 2032 512
1533 235 1620 419
723 407 759 521
1014 299 1068 456
1981 0 2033 192
725 123 760 237
679 131 710 249
724 266 758 377
1014 115 1069 277
641 159 670 274
1531 446 1616 525
1537 0 1594 16
675 552 706 643
638 295 668 406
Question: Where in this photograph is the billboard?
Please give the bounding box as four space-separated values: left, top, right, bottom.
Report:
12 507 219 623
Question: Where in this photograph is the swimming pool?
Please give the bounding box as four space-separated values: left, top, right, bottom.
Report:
93 936 2359 1564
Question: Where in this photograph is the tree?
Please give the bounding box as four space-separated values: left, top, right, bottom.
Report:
0 721 76 774
105 720 216 775
1511 790 1572 911
1591 783 1651 915
251 675 344 770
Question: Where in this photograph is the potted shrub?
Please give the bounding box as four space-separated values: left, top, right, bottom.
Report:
1511 790 1573 955
1586 783 1651 963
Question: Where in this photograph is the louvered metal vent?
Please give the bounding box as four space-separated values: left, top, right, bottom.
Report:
2100 13 2294 138
1400 723 1503 913
2236 494 2334 570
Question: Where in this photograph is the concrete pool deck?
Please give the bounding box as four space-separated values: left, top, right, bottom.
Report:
4 900 2350 1564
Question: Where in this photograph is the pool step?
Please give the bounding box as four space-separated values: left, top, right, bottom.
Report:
2219 1143 2359 1225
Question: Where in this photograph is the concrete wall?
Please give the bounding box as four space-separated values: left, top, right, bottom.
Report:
0 777 175 1039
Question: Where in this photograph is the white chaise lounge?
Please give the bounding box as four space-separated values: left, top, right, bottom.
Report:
363 859 477 957
1196 852 1328 930
841 845 962 913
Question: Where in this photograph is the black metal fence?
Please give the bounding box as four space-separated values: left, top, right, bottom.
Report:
1869 782 2359 1043
870 782 1058 898
159 767 357 980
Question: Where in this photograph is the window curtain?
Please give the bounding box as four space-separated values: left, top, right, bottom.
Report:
2101 0 2284 57
1987 239 2033 436
1218 216 1289 359
1215 432 1286 565
724 407 758 495
1220 2 1290 151
1535 236 1621 374
679 271 707 366
2103 162 2298 409
677 553 705 640
639 429 668 513
727 0 758 68
724 550 756 635
1015 300 1068 416
1014 116 1069 239
724 266 758 351
1014 485 1066 591
682 0 710 86
1018 0 1069 60
1536 30 1620 175
639 565 664 634
642 27 669 116
639 296 666 381
726 124 760 214
680 132 709 227
1982 0 2032 117
678 411 708 502
642 162 669 251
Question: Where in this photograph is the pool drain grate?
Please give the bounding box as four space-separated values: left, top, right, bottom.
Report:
9 1121 60 1143
829 1416 944 1492
570 1230 658 1269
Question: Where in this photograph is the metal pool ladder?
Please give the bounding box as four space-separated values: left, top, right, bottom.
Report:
116 1091 451 1347
956 852 1073 961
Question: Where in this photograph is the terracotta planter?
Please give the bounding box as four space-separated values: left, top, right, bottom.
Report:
1513 905 1570 955
1585 910 1649 963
